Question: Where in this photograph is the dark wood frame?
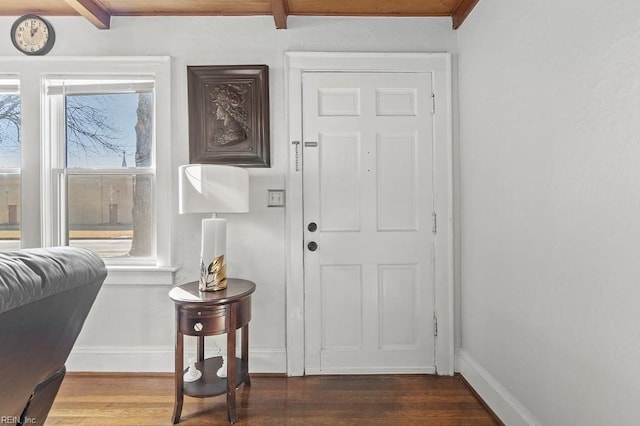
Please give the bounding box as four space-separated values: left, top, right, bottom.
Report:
187 65 270 167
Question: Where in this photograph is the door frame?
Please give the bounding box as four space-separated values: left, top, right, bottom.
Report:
285 52 454 376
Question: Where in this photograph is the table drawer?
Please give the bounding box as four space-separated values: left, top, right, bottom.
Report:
179 306 226 335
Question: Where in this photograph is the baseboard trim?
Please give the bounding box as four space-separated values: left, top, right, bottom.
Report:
66 371 174 377
455 349 540 426
65 371 288 378
66 346 287 374
305 366 436 375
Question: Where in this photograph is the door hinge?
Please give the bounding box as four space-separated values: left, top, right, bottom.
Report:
432 212 437 234
433 315 438 337
431 93 436 115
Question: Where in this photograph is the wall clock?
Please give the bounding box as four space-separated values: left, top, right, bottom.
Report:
10 14 56 56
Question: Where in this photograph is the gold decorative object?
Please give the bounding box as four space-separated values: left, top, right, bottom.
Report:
200 254 227 292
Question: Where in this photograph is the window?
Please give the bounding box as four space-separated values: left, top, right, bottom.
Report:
0 57 172 279
45 78 156 261
0 77 20 251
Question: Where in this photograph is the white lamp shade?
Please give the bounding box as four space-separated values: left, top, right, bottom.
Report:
179 164 249 214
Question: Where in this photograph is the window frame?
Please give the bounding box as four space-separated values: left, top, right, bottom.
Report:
45 78 157 265
0 56 173 283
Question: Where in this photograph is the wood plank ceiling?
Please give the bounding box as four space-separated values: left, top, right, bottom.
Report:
0 0 480 30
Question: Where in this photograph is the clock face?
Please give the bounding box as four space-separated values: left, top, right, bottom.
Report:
11 15 55 55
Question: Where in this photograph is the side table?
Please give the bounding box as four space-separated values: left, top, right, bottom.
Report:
169 278 256 424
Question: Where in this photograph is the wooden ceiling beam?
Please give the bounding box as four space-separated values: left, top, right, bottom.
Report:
64 0 111 29
452 0 480 29
270 0 288 29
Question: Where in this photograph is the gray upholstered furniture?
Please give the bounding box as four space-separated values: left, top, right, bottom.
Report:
0 247 106 425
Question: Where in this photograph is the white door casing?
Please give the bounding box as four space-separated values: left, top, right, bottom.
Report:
285 52 454 376
303 72 434 374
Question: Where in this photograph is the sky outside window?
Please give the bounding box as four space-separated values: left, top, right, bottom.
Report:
65 92 150 168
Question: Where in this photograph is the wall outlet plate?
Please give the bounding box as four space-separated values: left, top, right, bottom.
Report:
268 189 285 207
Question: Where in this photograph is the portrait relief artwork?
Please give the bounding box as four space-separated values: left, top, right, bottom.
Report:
206 83 251 149
188 65 270 167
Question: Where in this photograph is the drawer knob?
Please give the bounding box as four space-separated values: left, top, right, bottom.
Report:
193 322 204 332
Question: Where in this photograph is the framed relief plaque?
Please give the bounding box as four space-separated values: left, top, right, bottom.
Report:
187 65 270 167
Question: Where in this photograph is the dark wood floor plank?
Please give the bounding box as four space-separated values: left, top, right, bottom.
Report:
48 373 501 425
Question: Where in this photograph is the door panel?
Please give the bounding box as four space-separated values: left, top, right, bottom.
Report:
377 133 418 231
321 265 362 349
379 264 418 349
318 132 361 231
303 72 435 374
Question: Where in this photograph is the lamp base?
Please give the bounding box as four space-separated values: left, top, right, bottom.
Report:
199 259 227 292
199 281 227 292
199 218 228 292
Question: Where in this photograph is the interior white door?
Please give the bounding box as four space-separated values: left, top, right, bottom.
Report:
303 72 435 374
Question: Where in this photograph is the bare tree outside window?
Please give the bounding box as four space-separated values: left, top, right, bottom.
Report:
0 90 154 258
0 94 21 249
130 93 153 257
0 95 20 155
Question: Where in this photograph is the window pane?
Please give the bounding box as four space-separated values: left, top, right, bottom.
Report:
67 174 153 259
0 174 20 250
65 92 153 168
0 94 20 168
0 89 21 250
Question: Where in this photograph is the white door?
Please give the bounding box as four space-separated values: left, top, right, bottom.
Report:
303 72 435 374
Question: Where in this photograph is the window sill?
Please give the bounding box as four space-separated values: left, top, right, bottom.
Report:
105 265 177 285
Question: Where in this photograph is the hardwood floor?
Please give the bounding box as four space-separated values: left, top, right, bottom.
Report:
48 373 501 425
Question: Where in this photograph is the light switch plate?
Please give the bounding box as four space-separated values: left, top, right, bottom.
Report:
267 189 285 207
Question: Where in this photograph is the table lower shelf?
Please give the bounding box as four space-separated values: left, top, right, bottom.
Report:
183 356 249 398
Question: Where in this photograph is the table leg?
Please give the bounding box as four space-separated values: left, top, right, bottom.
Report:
242 324 251 386
172 325 184 424
227 305 237 424
197 335 205 363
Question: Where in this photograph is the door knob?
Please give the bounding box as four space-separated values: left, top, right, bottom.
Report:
307 241 318 251
308 222 317 232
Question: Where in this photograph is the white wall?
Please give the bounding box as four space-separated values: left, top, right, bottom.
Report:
457 1 640 424
0 15 456 373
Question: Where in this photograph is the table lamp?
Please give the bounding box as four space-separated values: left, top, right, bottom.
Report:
179 164 249 291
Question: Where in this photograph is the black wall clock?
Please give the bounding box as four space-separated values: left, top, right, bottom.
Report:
10 14 56 56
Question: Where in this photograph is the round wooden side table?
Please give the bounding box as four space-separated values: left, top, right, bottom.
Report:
169 278 255 424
